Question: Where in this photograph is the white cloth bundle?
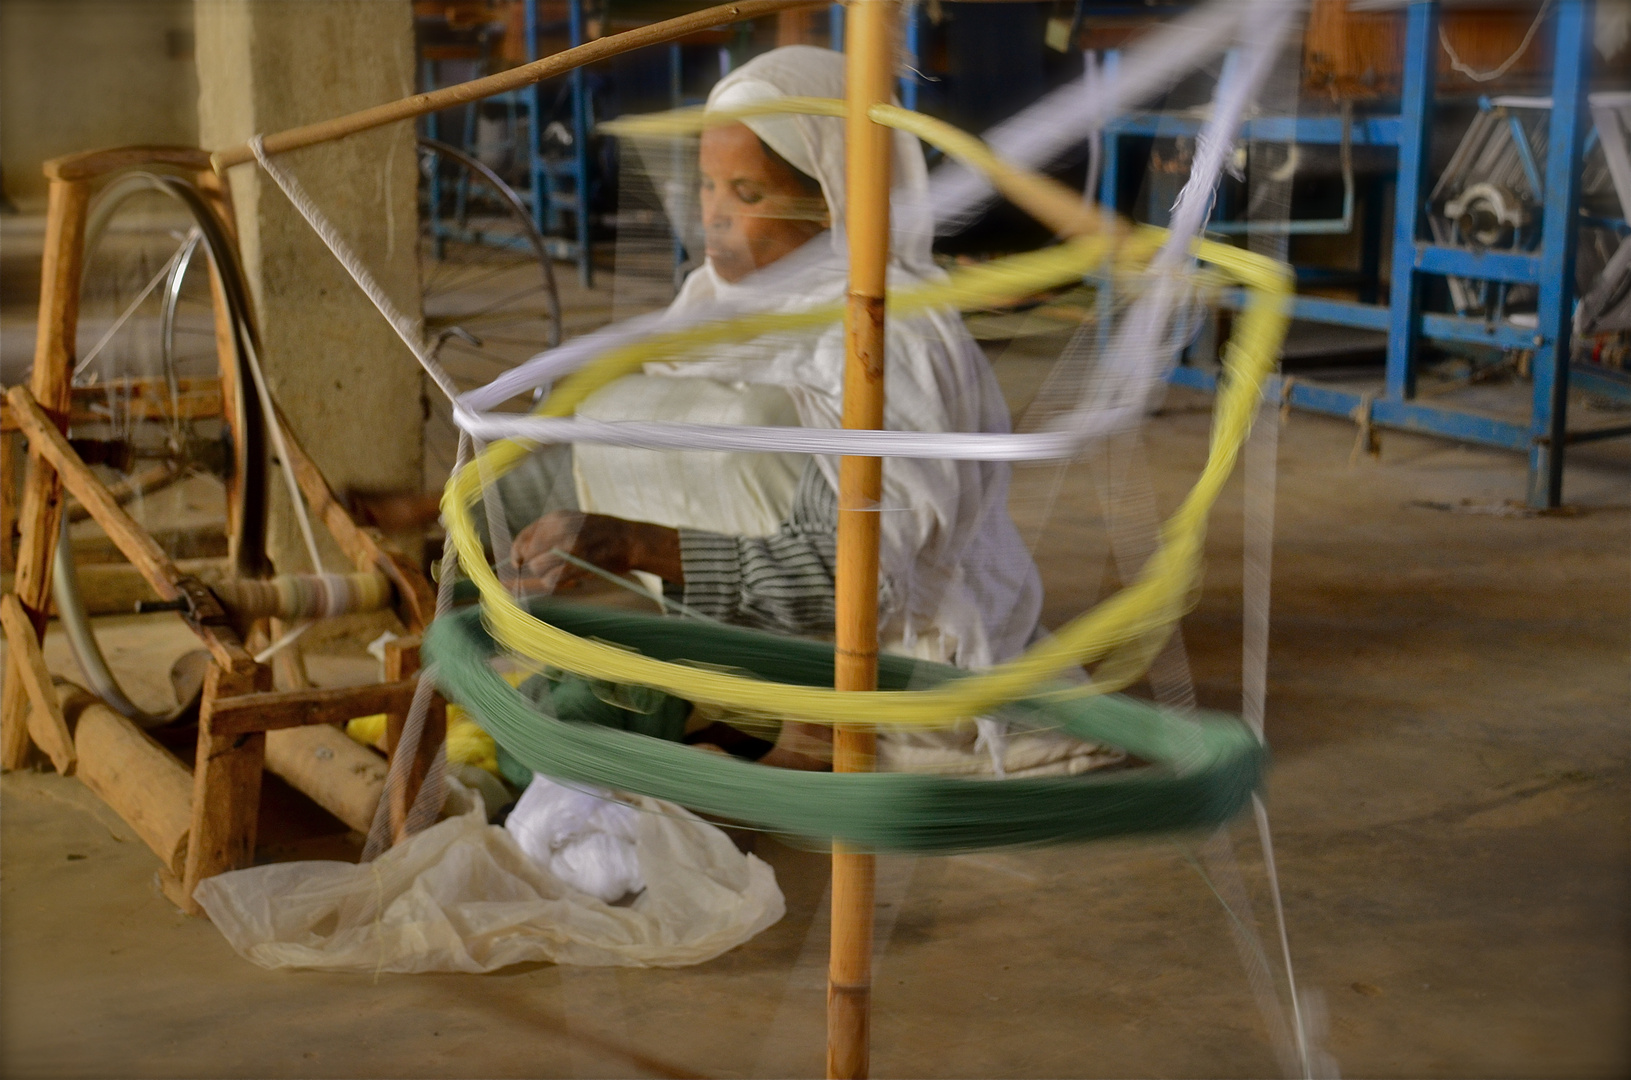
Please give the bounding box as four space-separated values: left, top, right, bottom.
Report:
194 779 784 972
504 774 646 903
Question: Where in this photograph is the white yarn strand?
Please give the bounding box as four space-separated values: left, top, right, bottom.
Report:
1244 387 1323 1078
453 406 1147 461
253 619 312 665
927 0 1257 232
249 135 463 406
1155 0 1294 272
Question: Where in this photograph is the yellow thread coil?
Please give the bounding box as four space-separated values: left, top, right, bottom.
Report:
441 100 1292 728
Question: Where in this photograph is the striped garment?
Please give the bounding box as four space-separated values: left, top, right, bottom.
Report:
489 447 843 636
677 461 838 636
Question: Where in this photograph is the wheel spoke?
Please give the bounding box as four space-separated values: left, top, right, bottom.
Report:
422 259 536 300
74 230 199 380
449 282 557 323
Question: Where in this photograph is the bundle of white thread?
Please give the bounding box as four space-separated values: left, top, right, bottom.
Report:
505 774 646 904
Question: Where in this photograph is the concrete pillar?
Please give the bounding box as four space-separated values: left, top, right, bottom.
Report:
194 1 423 573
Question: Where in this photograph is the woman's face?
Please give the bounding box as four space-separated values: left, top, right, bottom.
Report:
699 123 826 283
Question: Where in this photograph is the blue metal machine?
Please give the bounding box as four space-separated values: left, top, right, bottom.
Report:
416 0 594 288
1097 0 1623 507
524 0 596 287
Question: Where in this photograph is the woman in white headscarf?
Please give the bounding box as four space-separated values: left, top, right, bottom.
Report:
509 47 1110 776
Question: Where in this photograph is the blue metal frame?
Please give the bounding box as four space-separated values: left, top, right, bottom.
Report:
567 0 593 288
1527 0 1591 503
899 3 922 111
418 12 589 282
524 0 594 288
1098 0 1611 507
1386 1 1440 405
829 0 922 112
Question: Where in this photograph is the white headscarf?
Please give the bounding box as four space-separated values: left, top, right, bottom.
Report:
598 46 1042 669
704 44 936 276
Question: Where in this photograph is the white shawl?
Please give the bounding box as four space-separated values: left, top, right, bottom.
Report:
580 46 1041 669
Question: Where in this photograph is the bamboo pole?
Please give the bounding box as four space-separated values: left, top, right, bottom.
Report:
210 0 823 171
830 4 897 1077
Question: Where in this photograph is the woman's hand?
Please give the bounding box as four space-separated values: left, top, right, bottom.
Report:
510 511 683 591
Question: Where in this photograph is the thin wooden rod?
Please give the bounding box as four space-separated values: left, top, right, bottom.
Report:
210 0 822 172
829 3 897 1078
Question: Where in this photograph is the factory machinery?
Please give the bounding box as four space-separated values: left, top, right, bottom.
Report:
409 1 1627 507
1097 0 1626 507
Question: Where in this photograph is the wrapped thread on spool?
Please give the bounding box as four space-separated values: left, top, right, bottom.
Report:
137 572 395 621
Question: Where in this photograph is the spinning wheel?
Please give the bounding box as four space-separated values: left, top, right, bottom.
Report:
418 136 562 487
2 146 440 916
54 170 268 724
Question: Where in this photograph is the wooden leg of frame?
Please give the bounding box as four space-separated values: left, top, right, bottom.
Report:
3 177 89 771
267 616 311 691
1 448 62 772
383 636 445 844
1 430 16 577
394 696 446 845
0 594 76 774
2 423 64 773
174 662 270 915
1 653 37 771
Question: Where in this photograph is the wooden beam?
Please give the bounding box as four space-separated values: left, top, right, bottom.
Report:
1 430 15 575
68 380 223 425
66 522 226 562
210 0 825 170
1 558 224 616
272 405 436 632
0 594 76 774
0 379 226 430
5 385 254 673
383 635 421 681
7 386 186 603
3 177 89 771
385 636 445 845
43 145 213 182
60 682 193 878
265 725 386 834
205 678 422 737
829 6 896 1078
179 662 269 914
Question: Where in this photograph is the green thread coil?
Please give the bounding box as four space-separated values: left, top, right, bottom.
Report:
425 599 1266 853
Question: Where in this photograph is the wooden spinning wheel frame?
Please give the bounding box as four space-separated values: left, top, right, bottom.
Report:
0 145 441 915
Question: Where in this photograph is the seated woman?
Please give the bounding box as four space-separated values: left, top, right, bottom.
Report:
505 46 1113 776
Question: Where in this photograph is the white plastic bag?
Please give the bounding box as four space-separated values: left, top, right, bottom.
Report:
505 775 645 903
194 780 783 972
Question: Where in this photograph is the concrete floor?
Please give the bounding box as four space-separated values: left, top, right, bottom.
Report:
3 346 1627 1075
